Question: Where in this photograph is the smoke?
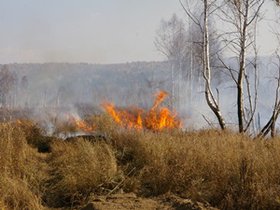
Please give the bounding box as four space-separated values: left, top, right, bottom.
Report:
1 56 279 134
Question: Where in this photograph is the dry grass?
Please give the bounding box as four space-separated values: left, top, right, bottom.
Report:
46 138 119 207
0 177 44 210
0 123 46 210
108 128 280 210
2 115 280 209
16 119 53 152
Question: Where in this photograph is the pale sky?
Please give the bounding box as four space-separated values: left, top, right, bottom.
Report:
0 0 277 64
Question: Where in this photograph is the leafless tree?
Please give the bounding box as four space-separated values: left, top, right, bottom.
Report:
218 0 264 133
180 0 226 129
185 11 224 87
258 8 280 137
258 53 280 137
155 14 188 111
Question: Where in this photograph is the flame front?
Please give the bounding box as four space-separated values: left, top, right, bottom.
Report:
103 91 181 131
103 103 144 130
103 103 121 124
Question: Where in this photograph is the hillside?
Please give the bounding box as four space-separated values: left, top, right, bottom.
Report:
0 56 279 131
3 62 171 108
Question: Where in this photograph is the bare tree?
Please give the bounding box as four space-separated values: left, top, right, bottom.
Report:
218 0 264 133
258 53 280 137
185 11 224 87
258 9 280 137
202 0 226 129
155 14 188 111
179 0 280 136
180 0 226 129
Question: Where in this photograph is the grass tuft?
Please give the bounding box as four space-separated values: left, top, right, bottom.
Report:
0 123 46 210
46 138 118 207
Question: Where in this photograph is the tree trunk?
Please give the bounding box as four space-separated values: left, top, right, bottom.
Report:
203 0 226 130
237 50 245 132
237 1 249 133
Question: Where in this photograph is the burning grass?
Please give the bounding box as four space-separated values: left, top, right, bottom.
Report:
52 115 96 136
103 91 181 131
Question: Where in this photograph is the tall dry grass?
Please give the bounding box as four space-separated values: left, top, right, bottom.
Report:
0 123 46 210
46 138 119 207
2 114 280 210
103 125 280 210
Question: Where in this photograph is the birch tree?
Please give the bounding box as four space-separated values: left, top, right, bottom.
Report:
258 7 280 137
180 0 226 129
219 0 264 133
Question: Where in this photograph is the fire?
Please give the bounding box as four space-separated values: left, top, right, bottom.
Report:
103 103 121 124
68 116 94 133
151 90 168 110
103 103 144 130
103 91 181 131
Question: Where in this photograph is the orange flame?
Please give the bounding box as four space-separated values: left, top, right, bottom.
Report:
68 116 94 133
103 91 181 131
151 90 168 110
103 103 144 130
103 103 121 124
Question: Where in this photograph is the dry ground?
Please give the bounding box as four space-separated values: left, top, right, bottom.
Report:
80 193 218 210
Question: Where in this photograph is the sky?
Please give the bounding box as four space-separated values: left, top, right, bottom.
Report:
0 0 278 64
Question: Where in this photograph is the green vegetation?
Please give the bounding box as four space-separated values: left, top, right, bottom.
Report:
1 116 280 209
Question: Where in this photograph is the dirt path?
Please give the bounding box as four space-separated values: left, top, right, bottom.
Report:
80 193 219 210
34 142 218 210
37 152 218 210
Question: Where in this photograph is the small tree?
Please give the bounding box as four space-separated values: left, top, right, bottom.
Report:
180 0 226 129
219 0 264 133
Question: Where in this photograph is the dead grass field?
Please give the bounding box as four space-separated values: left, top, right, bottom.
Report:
1 115 280 209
